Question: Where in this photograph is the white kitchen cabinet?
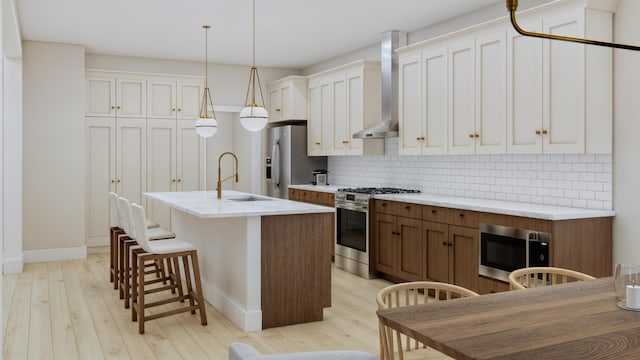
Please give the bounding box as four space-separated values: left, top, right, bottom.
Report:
86 117 147 247
307 60 383 156
146 119 204 229
474 28 507 155
506 20 544 154
147 80 203 120
397 0 613 156
448 29 506 155
507 0 614 154
267 76 307 123
398 46 448 155
86 76 146 118
448 36 477 155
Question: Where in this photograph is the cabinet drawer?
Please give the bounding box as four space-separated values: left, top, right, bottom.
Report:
422 206 451 223
448 209 479 228
375 200 422 219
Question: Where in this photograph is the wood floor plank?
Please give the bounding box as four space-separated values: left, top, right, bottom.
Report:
3 253 453 359
2 270 18 338
61 261 106 359
28 263 54 360
3 265 34 360
82 254 157 360
47 261 80 360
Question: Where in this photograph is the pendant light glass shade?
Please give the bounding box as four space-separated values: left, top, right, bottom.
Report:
240 0 268 132
196 25 218 138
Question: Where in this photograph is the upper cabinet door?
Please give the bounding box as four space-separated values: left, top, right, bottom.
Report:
423 46 449 155
507 20 544 154
475 27 506 155
332 73 348 152
448 37 476 155
177 82 203 119
543 12 585 154
116 79 146 118
147 80 176 119
346 69 365 155
86 77 116 117
398 52 423 156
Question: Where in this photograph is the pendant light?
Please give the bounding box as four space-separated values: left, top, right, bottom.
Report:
196 25 218 138
239 0 269 132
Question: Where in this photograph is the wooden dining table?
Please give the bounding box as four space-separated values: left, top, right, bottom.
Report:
377 277 640 359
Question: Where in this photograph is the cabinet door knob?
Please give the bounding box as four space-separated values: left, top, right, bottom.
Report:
117 179 121 183
421 136 426 140
474 134 480 138
535 130 542 135
459 213 464 217
275 108 281 112
431 209 436 214
416 137 421 141
342 140 349 144
542 130 548 135
469 134 474 139
111 105 116 110
178 108 182 112
178 179 182 183
442 241 448 246
381 203 387 207
405 206 411 210
116 105 121 110
111 179 115 184
315 141 321 145
172 179 176 183
448 242 453 247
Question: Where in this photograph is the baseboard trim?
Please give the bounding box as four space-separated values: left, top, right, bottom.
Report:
3 255 24 274
24 246 87 264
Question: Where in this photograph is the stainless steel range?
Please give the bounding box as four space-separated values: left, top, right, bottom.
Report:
335 187 420 278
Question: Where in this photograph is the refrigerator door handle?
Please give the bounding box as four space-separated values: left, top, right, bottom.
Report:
272 141 280 187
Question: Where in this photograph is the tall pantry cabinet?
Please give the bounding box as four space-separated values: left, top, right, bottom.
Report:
85 71 204 248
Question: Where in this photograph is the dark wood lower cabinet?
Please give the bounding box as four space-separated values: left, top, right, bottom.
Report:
373 199 613 295
374 214 423 281
424 221 449 283
449 225 479 292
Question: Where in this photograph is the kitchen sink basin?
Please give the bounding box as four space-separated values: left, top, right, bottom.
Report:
226 196 273 202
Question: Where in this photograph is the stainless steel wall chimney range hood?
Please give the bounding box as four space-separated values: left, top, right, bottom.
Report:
352 30 407 139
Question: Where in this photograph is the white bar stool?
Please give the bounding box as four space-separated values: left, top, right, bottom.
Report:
117 196 175 308
130 203 207 334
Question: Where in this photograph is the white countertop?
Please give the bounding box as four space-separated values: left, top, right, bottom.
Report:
288 184 615 220
288 184 343 194
144 190 334 218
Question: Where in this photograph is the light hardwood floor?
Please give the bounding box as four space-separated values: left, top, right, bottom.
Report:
3 253 450 359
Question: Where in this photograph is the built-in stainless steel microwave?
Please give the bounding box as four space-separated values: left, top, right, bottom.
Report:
479 223 551 282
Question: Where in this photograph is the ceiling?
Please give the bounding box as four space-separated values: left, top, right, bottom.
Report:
16 0 507 69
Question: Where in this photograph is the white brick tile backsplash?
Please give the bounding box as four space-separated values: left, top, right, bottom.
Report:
328 149 612 210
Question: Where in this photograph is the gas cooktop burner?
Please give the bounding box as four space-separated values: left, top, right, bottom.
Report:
337 187 421 195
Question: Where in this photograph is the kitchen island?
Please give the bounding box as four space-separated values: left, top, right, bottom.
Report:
144 190 335 332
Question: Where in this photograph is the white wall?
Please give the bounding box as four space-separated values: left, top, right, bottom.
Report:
3 0 23 274
613 0 640 265
22 41 86 258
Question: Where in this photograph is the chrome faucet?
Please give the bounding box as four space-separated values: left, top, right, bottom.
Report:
217 151 239 199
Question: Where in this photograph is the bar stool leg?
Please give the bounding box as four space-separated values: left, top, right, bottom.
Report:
190 252 208 325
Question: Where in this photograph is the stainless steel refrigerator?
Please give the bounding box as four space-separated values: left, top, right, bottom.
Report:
265 124 327 199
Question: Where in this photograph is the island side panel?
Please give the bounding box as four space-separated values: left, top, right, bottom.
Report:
551 217 613 278
261 212 333 329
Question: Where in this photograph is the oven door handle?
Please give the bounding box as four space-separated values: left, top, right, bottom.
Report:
336 202 368 212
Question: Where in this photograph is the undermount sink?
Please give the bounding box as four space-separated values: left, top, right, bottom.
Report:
226 195 273 202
